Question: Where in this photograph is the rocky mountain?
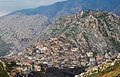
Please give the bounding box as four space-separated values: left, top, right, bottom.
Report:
0 36 13 56
42 10 120 56
0 14 50 55
10 0 120 20
0 0 120 57
0 0 119 56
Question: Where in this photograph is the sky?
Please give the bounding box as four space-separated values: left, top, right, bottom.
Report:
0 0 66 16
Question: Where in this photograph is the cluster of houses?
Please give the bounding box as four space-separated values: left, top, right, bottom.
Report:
3 10 119 77
75 53 120 77
8 35 115 70
3 41 118 77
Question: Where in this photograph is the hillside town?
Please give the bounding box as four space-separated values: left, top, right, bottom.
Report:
0 0 120 77
1 46 120 77
0 10 119 77
1 36 118 77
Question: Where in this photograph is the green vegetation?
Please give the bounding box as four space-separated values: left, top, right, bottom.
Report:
0 61 9 77
110 38 120 52
6 61 16 72
86 60 120 77
87 72 98 77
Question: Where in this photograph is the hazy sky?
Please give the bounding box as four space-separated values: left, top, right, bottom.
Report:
0 0 66 16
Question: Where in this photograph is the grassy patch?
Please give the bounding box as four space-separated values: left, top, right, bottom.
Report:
0 62 9 77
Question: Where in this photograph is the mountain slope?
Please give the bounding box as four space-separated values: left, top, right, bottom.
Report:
77 59 120 77
0 14 50 54
0 37 13 56
10 0 120 20
43 10 120 56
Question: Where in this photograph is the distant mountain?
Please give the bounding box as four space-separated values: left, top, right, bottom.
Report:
0 14 50 54
10 0 120 20
42 10 120 56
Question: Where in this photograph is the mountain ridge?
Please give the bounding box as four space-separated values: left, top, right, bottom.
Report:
0 14 50 55
9 0 120 20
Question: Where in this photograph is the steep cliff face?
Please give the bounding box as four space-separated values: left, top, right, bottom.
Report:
43 10 120 56
0 14 50 54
